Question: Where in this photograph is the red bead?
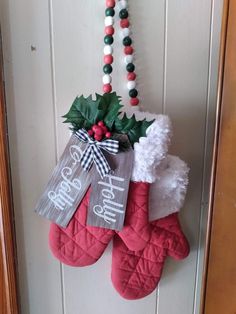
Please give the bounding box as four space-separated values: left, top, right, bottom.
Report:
104 54 113 64
124 46 134 55
120 19 129 28
105 26 114 35
103 84 112 93
127 72 136 81
106 0 115 8
130 97 139 106
105 132 112 139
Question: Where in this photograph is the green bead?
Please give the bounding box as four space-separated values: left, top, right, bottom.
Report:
104 35 114 45
126 63 135 72
105 8 115 16
129 89 138 98
123 36 132 46
103 64 113 74
119 9 129 19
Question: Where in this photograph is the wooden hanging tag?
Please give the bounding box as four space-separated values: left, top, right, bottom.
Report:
34 135 92 227
87 138 134 231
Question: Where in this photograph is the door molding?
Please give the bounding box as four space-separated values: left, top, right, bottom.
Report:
201 0 232 312
0 30 19 314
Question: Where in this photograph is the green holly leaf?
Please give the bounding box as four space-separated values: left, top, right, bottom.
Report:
62 92 154 145
102 92 122 129
62 99 85 129
114 113 154 146
73 95 105 125
63 93 122 130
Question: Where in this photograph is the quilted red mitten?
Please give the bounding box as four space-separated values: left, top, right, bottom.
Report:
117 182 150 251
49 114 171 266
117 115 172 251
111 213 190 300
111 154 190 299
49 187 114 267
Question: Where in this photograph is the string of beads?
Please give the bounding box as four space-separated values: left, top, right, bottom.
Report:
102 0 139 106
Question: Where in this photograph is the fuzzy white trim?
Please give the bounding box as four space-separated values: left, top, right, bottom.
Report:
131 113 172 183
149 155 189 221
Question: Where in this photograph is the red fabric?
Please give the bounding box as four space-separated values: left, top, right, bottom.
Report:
111 213 190 300
49 188 114 267
49 181 151 266
118 182 151 251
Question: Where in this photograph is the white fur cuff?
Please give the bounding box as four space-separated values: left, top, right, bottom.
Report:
131 113 172 183
149 155 189 221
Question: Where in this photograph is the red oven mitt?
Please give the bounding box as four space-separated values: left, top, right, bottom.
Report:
49 182 150 266
49 187 114 267
49 114 171 266
111 154 190 299
111 213 190 300
49 181 153 266
118 115 171 251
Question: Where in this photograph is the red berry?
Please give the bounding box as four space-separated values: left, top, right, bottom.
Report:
88 129 94 137
102 126 108 134
105 132 112 138
92 125 99 132
106 0 115 8
124 46 134 55
105 26 114 36
98 121 104 127
94 126 103 136
120 19 129 28
94 134 102 141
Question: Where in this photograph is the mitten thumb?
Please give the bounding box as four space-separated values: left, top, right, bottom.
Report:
156 213 190 260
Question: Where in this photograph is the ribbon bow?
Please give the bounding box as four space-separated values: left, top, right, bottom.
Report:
74 128 119 178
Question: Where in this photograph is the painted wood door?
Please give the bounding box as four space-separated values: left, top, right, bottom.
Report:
0 1 224 313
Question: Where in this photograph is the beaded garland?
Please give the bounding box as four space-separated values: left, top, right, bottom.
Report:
103 0 139 106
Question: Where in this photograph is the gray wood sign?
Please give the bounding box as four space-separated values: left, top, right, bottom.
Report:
87 147 134 231
34 136 92 227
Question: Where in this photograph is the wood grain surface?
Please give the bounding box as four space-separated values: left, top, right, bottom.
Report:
88 148 134 230
204 0 236 313
0 31 19 314
35 137 92 227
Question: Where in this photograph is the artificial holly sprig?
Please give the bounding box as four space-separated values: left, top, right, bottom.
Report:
63 92 154 146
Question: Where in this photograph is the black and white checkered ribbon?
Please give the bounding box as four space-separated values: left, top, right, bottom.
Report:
74 128 119 178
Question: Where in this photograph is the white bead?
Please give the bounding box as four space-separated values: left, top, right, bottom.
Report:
104 45 113 55
127 80 136 90
122 28 130 37
103 74 112 84
125 55 134 64
118 0 128 9
105 16 114 26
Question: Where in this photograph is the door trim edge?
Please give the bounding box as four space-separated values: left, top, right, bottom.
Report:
0 28 19 314
200 0 229 312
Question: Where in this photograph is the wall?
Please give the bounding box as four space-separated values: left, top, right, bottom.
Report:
0 0 223 313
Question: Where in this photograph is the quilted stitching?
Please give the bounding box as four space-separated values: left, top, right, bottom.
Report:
111 213 190 300
49 188 114 267
49 181 152 266
117 182 151 251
